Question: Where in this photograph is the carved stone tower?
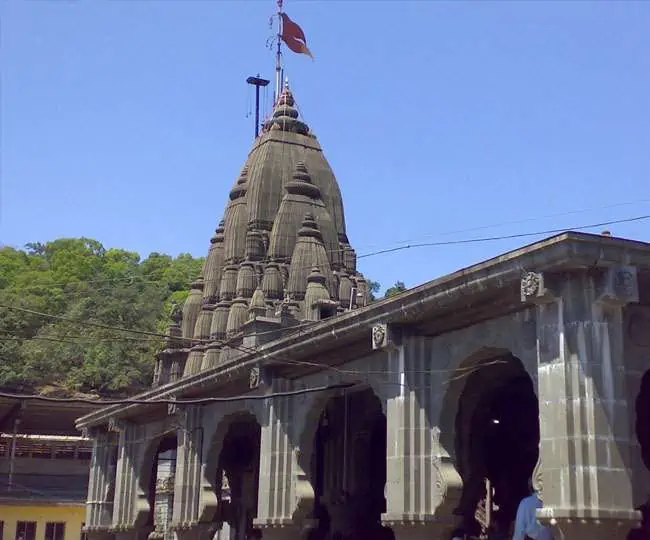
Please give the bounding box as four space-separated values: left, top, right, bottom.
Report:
155 84 369 383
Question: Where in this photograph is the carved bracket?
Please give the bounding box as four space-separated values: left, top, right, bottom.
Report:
108 417 127 433
596 266 639 307
371 323 400 351
520 272 557 304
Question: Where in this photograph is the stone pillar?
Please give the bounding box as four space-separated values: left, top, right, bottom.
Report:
254 378 310 540
172 405 204 527
523 269 642 539
111 420 150 537
381 335 462 540
85 428 118 532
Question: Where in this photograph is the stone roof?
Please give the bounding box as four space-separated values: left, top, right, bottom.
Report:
78 231 650 429
166 83 369 381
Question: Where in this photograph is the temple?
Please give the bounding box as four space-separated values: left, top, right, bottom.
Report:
77 84 650 540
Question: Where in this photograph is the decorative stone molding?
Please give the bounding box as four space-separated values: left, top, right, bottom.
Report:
108 417 127 433
596 265 639 307
249 366 261 389
371 323 400 351
520 272 556 304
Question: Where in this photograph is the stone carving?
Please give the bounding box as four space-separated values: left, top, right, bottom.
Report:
167 400 179 416
372 324 387 350
597 266 639 307
613 268 637 299
431 457 463 519
520 271 556 304
108 417 125 433
532 452 543 499
249 366 261 389
520 272 541 299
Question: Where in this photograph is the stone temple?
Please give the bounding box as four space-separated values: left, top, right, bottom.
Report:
77 84 650 540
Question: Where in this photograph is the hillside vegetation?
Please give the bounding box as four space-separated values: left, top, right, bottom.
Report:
0 239 203 396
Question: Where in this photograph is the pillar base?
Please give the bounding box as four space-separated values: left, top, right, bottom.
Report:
539 508 641 540
253 518 316 540
382 518 454 540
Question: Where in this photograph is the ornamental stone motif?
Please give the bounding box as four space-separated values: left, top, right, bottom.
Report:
520 272 541 300
371 324 387 350
249 366 261 389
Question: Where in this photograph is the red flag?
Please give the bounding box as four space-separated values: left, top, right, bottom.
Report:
280 13 313 59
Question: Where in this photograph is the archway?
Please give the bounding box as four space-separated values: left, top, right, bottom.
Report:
213 415 261 540
145 435 178 540
453 353 539 537
308 387 391 540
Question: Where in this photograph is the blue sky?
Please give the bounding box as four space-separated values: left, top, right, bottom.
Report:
2 1 649 293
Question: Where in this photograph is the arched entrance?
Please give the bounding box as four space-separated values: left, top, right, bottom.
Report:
146 435 178 540
454 353 539 537
308 387 391 540
214 415 261 540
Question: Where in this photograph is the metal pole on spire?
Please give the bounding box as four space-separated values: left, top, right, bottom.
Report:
275 0 283 104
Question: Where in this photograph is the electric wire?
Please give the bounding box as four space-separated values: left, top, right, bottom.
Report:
0 383 355 405
8 204 650 293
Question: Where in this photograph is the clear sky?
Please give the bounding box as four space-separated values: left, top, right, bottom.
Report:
2 0 649 293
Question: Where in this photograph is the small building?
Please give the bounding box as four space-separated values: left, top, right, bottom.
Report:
0 398 100 540
77 86 650 540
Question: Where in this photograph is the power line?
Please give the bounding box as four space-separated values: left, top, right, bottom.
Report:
372 198 650 248
0 383 355 405
2 213 650 354
357 214 650 259
7 203 650 293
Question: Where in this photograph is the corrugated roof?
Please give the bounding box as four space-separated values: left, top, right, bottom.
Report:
0 474 88 503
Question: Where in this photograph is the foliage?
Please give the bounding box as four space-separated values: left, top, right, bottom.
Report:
367 280 381 302
384 281 407 299
0 239 203 396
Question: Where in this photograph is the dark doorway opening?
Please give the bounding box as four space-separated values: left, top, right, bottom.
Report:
636 370 650 473
216 417 261 540
310 388 391 540
147 436 178 539
455 356 539 537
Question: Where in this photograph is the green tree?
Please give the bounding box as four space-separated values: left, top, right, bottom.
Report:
367 280 381 302
384 281 407 299
0 239 204 396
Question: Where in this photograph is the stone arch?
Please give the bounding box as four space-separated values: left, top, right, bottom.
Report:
135 430 178 529
199 408 262 524
296 378 387 484
296 381 388 538
439 347 539 534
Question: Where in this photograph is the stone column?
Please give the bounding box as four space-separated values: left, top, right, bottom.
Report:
85 427 118 538
381 334 462 540
524 269 642 539
255 378 313 540
171 405 204 526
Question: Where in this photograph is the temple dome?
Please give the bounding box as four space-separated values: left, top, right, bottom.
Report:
180 82 367 352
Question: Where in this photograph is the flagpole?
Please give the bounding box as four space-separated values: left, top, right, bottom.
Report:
275 0 283 104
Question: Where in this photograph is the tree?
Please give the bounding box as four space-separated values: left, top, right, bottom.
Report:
0 239 204 396
367 280 381 302
384 281 407 299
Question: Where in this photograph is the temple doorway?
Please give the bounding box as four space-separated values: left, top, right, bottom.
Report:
309 387 391 540
454 354 539 538
146 435 178 540
214 416 261 540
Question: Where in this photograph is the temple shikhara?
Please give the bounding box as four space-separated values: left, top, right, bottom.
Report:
76 20 650 540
